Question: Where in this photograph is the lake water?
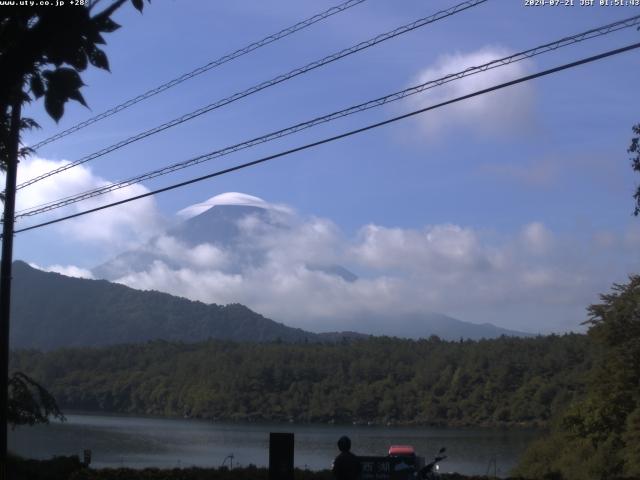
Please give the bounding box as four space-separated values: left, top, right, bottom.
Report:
9 413 541 477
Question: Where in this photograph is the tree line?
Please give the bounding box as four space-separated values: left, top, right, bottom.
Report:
11 333 592 428
514 276 640 480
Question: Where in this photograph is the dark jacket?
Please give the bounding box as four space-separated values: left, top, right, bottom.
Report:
332 451 361 480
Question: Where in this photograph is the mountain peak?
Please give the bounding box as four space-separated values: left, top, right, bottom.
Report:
177 192 272 219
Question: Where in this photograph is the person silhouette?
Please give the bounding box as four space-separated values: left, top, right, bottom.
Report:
332 436 361 480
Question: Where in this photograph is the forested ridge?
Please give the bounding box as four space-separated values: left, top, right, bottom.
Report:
10 261 329 350
11 334 592 427
9 261 527 349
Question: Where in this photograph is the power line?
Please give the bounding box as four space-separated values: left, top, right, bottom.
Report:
11 41 640 236
29 0 369 151
16 0 487 191
15 14 640 217
15 14 640 219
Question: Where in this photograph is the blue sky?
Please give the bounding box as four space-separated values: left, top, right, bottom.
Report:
9 0 640 334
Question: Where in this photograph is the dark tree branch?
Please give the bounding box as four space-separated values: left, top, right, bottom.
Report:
629 124 640 216
7 372 65 428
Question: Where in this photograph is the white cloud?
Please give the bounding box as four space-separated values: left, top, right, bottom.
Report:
177 192 292 219
520 222 553 255
29 262 94 279
17 179 638 335
116 257 408 331
107 200 639 334
353 224 494 274
117 261 244 306
405 47 535 140
253 217 344 266
152 236 229 269
14 156 163 250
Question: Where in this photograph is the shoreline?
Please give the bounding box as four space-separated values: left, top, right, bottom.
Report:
8 456 522 480
54 409 550 431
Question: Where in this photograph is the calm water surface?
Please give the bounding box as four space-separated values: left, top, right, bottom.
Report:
9 413 541 477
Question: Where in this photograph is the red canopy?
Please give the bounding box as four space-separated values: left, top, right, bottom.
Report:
388 445 415 456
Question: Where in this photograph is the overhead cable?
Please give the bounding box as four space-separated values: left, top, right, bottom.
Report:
29 0 369 150
16 0 487 190
15 14 640 219
11 41 640 236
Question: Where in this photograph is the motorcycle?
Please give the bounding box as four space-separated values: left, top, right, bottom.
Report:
417 447 447 479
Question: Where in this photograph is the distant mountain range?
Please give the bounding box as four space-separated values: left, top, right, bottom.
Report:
342 312 532 341
10 261 339 350
10 260 529 351
11 193 531 350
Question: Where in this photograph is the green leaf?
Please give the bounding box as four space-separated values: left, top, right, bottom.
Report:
30 75 45 98
42 68 88 121
131 0 144 12
47 67 85 90
44 93 65 122
88 47 109 71
68 89 88 108
20 118 40 131
41 69 54 81
68 47 88 71
96 16 120 33
86 27 106 45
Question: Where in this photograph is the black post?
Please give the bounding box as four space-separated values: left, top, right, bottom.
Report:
269 432 294 480
0 99 22 475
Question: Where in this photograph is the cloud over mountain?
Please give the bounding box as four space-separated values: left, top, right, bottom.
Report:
177 192 292 219
56 193 637 335
16 150 638 337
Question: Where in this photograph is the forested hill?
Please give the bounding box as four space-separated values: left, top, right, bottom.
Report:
11 334 593 427
8 261 530 349
10 261 325 349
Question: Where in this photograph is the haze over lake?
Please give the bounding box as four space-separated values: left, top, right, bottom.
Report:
10 413 541 477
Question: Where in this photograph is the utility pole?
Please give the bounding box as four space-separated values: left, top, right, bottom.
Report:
0 99 22 476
